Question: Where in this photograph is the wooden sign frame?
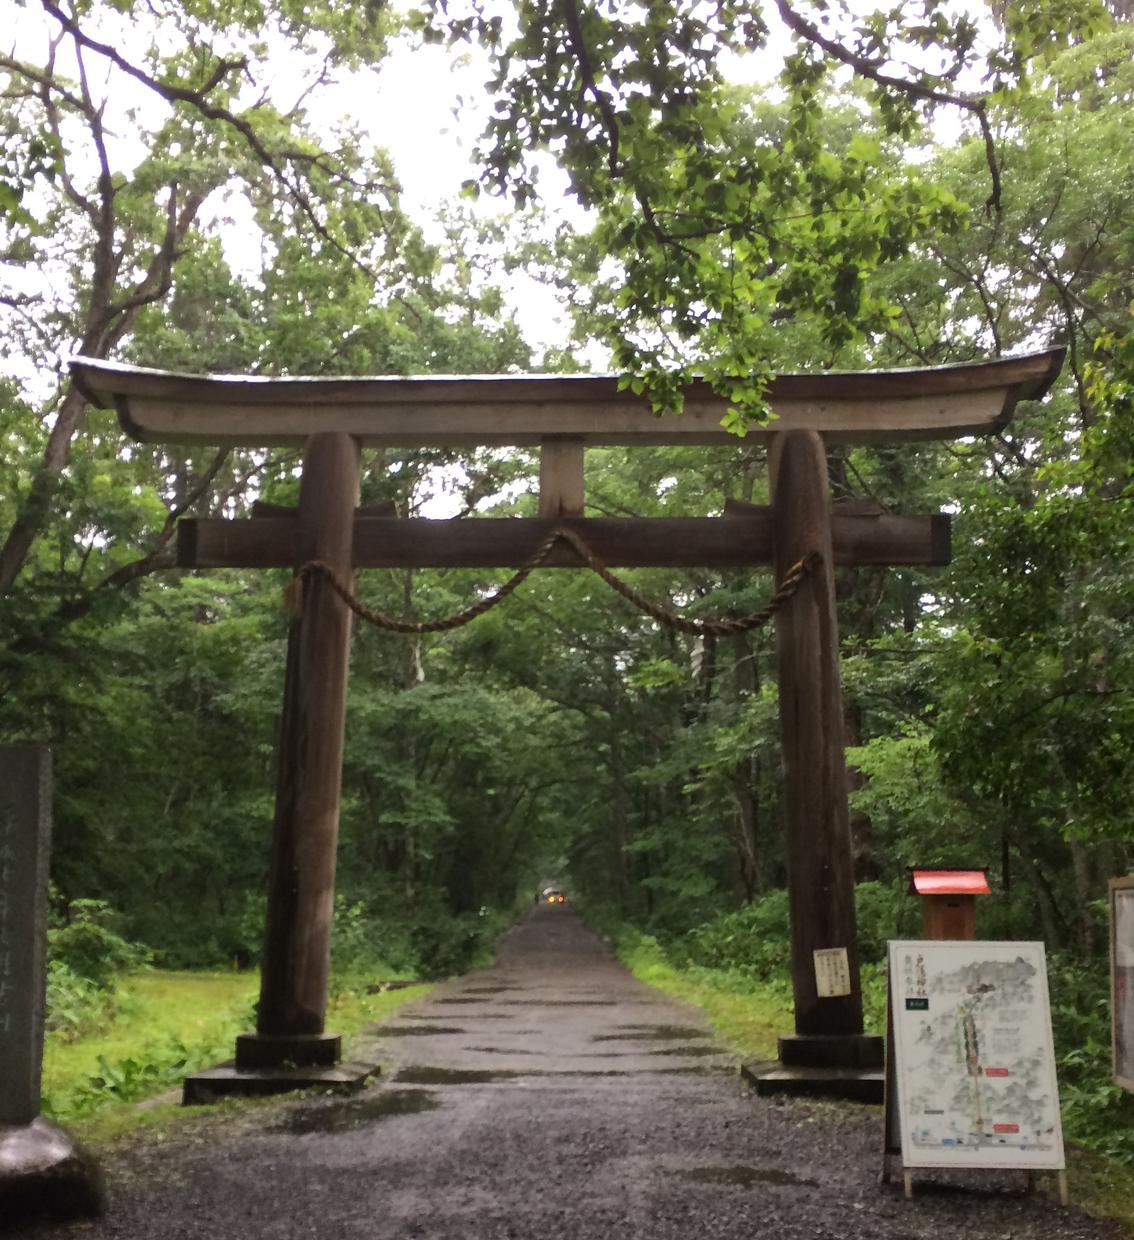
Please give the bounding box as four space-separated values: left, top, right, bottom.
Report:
886 940 1066 1202
1111 876 1134 1093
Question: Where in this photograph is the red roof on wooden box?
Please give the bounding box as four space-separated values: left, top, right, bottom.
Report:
909 869 991 896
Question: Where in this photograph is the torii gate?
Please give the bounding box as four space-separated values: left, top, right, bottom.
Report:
72 349 1063 1100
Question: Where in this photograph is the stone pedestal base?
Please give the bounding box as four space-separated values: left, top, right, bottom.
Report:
235 1031 341 1070
183 1059 378 1106
779 1032 883 1070
741 1032 885 1103
741 1060 885 1102
0 1117 105 1224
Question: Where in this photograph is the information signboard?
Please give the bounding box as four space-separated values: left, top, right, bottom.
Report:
888 940 1065 1173
1111 877 1134 1093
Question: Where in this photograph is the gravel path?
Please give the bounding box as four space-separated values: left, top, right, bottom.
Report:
17 907 1129 1239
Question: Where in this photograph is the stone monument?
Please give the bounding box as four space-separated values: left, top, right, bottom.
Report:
0 746 104 1223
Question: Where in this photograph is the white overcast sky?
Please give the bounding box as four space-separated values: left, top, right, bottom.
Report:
4 0 987 374
359 39 591 359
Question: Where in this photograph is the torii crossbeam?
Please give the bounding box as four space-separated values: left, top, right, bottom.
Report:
72 348 1063 1101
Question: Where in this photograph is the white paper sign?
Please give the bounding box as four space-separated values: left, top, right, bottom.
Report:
888 940 1065 1171
814 947 851 997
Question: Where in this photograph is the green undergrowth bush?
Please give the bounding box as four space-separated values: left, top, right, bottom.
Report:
1048 953 1134 1164
666 882 909 979
329 896 418 986
50 900 151 987
46 900 151 1040
330 891 512 986
49 1035 241 1121
409 907 507 979
45 960 115 1041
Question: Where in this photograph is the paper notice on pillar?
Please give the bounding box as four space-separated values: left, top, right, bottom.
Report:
813 947 852 997
888 940 1065 1171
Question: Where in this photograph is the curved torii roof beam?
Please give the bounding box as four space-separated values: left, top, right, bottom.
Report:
71 349 1064 448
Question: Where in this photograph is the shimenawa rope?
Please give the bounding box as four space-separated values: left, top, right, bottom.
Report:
284 526 817 638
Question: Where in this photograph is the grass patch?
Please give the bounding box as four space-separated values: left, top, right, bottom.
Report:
617 931 791 1059
73 1094 275 1148
43 969 259 1124
44 967 431 1144
329 981 434 1044
44 970 258 1102
1068 1146 1134 1233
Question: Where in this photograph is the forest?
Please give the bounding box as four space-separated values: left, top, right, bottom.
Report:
2 0 1134 1178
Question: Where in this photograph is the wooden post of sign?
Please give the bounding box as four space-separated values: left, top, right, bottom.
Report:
767 431 882 1079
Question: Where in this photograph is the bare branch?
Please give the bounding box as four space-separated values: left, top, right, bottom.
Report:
39 0 387 282
105 185 206 327
0 49 88 113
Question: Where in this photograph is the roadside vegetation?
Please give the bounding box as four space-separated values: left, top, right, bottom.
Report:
604 888 1134 1231
44 969 432 1141
38 895 510 1135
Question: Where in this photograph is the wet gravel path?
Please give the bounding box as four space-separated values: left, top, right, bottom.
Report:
16 907 1129 1239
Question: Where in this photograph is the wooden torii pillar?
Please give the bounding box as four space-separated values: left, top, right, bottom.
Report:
72 350 1063 1101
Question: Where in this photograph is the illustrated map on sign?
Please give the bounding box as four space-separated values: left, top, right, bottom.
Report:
889 941 1065 1170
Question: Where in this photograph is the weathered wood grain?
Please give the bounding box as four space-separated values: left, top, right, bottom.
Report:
538 438 585 518
772 430 864 1038
70 350 1065 447
177 511 951 570
256 433 359 1041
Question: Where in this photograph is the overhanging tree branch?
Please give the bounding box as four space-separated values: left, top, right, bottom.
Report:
557 0 699 253
12 448 233 648
38 0 388 283
774 0 1003 214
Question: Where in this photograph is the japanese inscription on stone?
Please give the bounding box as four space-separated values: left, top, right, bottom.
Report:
0 747 52 1127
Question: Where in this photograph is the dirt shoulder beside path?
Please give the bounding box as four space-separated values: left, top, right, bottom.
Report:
17 908 1129 1239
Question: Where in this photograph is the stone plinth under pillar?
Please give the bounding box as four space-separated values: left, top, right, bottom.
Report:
235 1031 342 1070
183 1059 378 1106
741 1032 885 1103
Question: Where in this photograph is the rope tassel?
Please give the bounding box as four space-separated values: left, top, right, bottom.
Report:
282 528 818 637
